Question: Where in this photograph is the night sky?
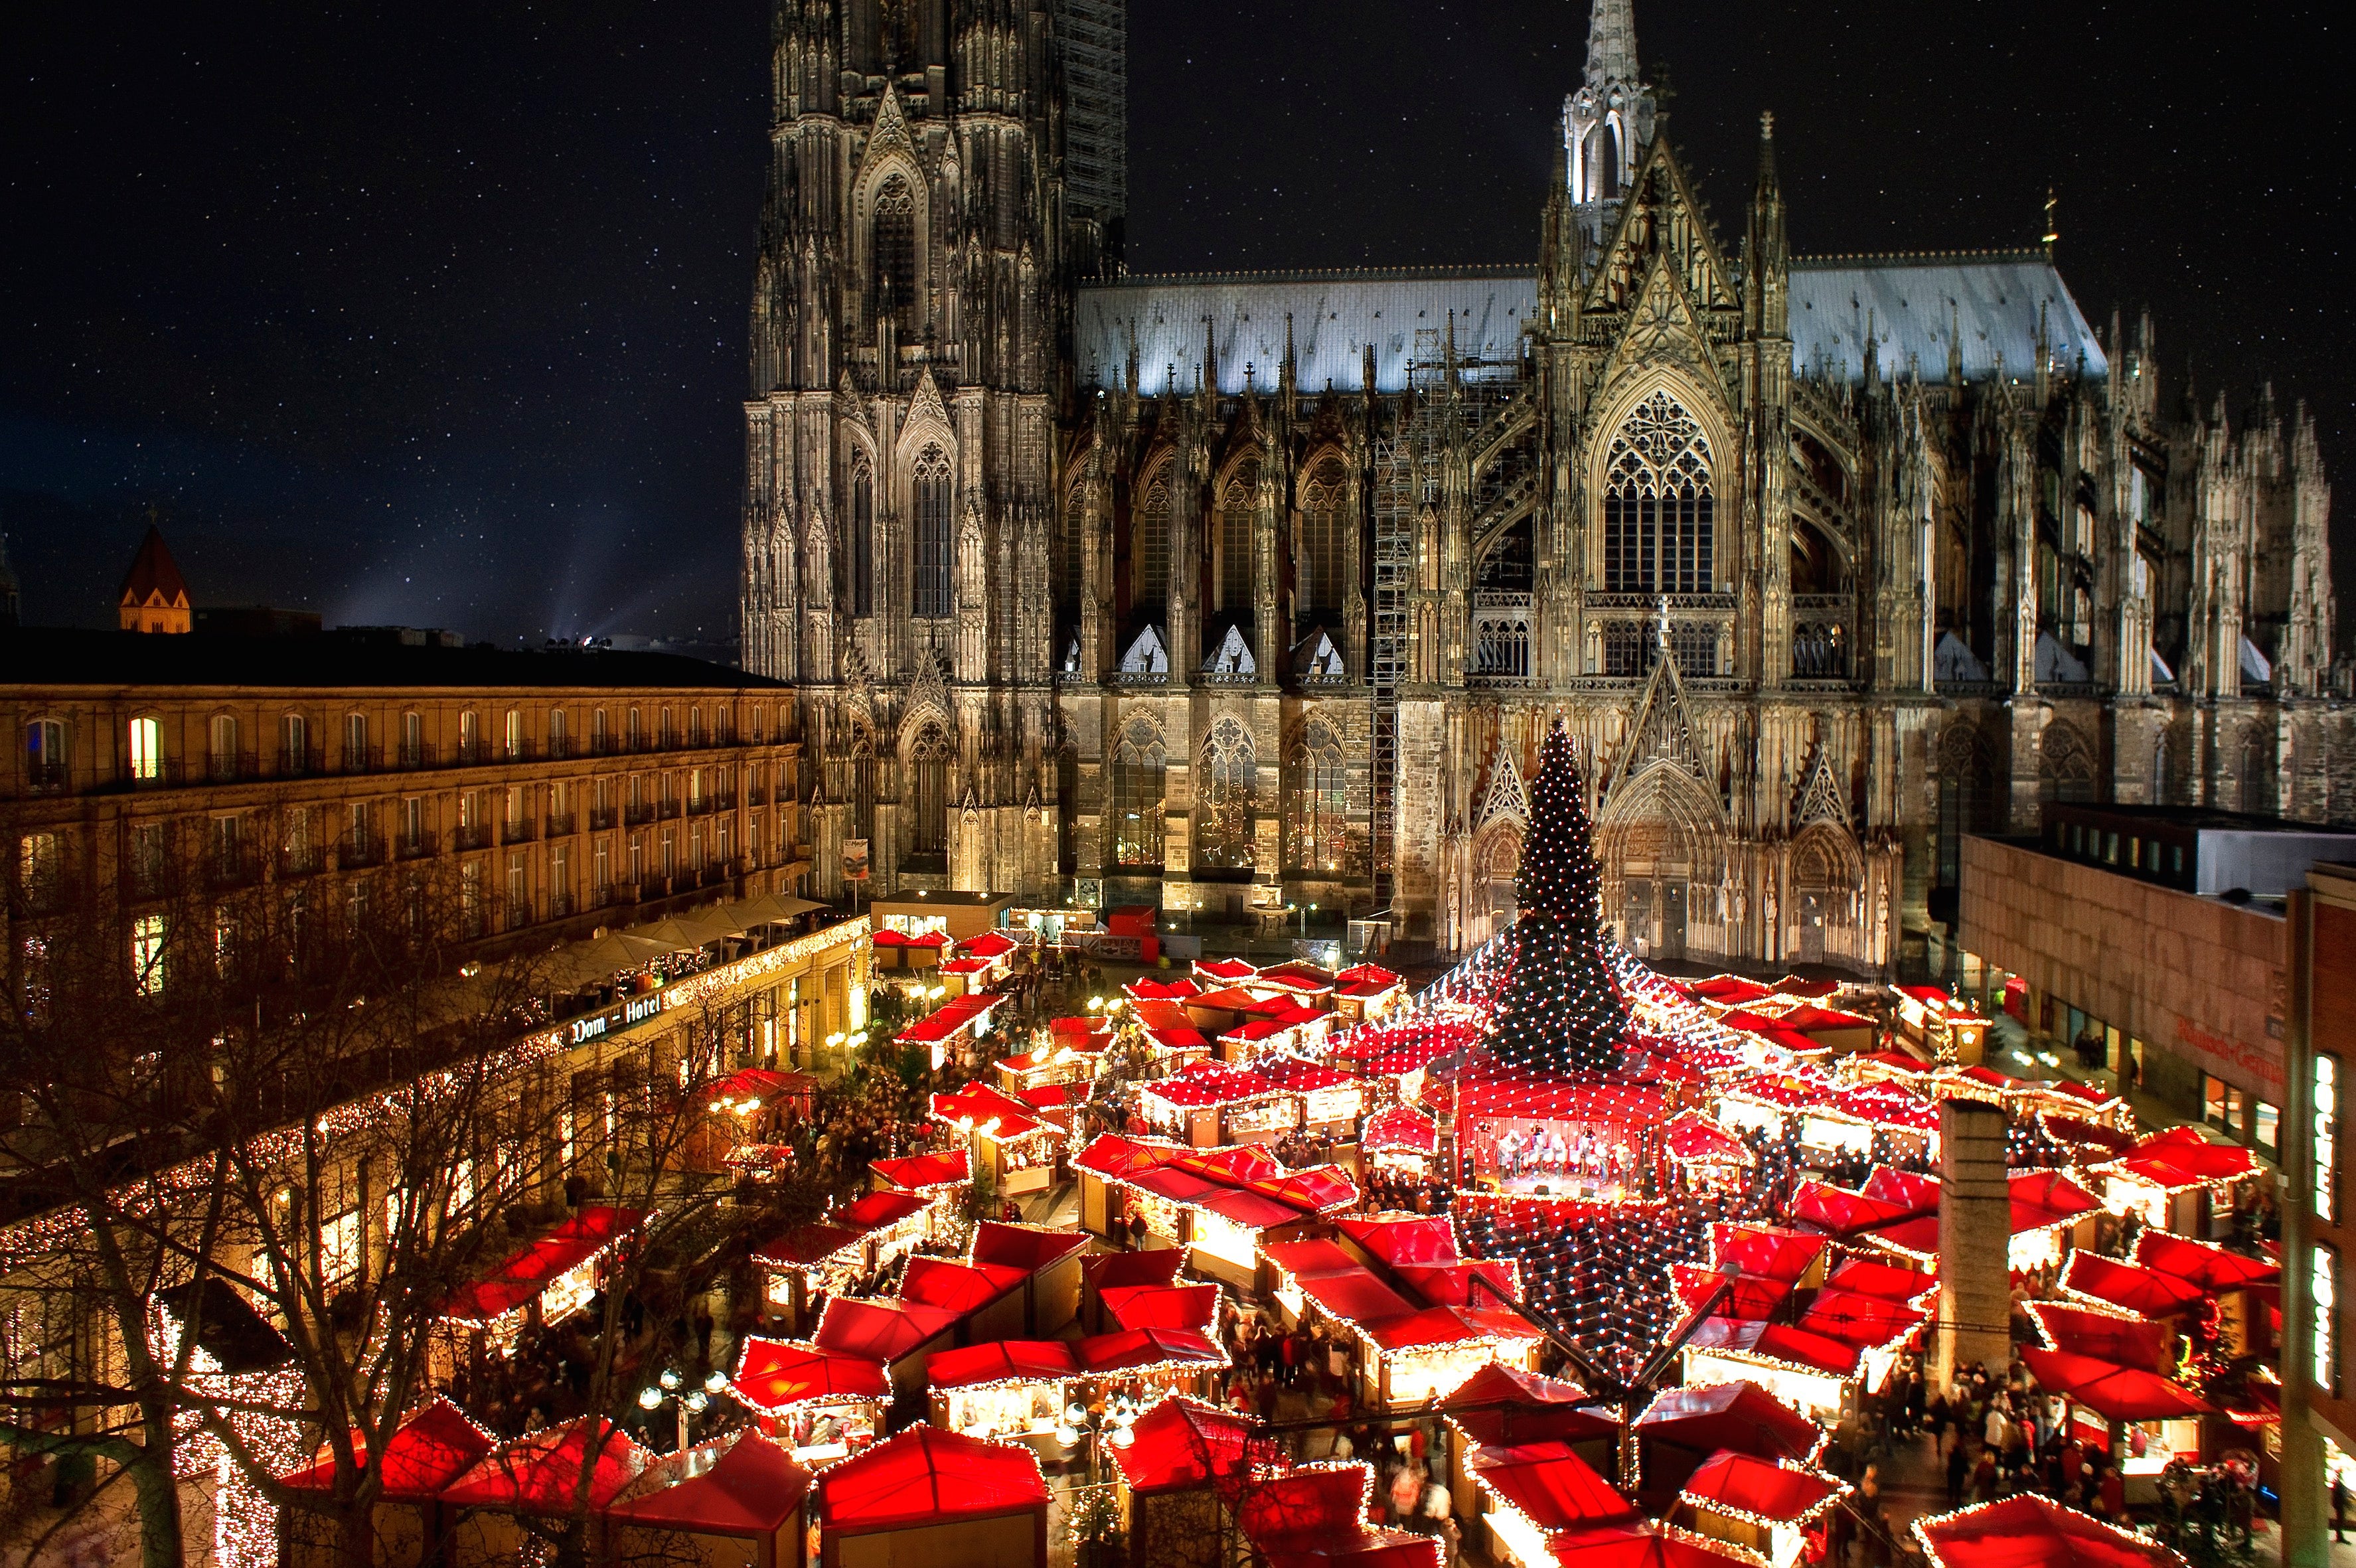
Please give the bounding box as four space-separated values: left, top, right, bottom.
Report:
4 2 2347 651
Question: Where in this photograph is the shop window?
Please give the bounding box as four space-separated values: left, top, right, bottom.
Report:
2203 1075 2229 1129
2256 1101 2280 1155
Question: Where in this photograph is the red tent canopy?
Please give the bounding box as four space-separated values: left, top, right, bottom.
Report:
2062 1253 2207 1319
1680 1451 1843 1525
1686 1318 1862 1377
1195 957 1261 982
729 1337 890 1413
279 1399 493 1502
2134 1231 2281 1291
1362 1105 1441 1156
1632 1383 1824 1465
972 1221 1093 1274
1671 1263 1792 1322
441 1419 647 1514
1861 1167 1942 1212
437 1207 647 1324
607 1432 810 1535
1442 1364 1616 1449
1547 1520 1757 1568
1470 1441 1637 1529
1077 1327 1227 1373
692 1067 816 1109
1790 1181 1919 1238
870 1149 971 1192
1689 977 1774 1005
813 1298 961 1364
1083 1248 1186 1292
1238 1462 1372 1536
2104 1135 2258 1190
960 931 1018 959
1911 1494 2191 1568
1824 1257 1936 1304
1100 1283 1219 1333
900 1256 1028 1315
1337 1215 1462 1267
1109 1396 1259 1493
835 1190 931 1232
925 1339 1079 1390
817 1425 1048 1533
1709 1223 1826 1284
1796 1287 1926 1350
2027 1304 2175 1374
2009 1170 2102 1231
754 1221 865 1267
1664 1113 1755 1167
2019 1348 2217 1423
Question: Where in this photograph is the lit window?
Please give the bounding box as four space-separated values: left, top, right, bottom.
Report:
2319 1055 2341 1224
2317 1244 2340 1397
128 717 161 781
2256 1101 2281 1155
131 913 165 996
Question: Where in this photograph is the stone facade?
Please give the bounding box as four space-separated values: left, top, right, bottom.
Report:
739 0 2343 973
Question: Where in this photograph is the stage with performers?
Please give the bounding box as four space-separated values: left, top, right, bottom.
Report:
1453 1069 1672 1202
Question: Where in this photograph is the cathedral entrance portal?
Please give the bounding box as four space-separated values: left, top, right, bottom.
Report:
1598 761 1726 967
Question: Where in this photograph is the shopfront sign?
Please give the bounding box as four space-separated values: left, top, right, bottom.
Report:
566 986 674 1046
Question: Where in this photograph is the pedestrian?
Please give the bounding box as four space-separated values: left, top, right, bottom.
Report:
1943 1441 1969 1508
2335 1468 2350 1543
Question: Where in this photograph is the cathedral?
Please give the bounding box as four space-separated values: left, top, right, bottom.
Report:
739 0 2341 975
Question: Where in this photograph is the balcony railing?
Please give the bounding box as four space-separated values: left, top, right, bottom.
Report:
500 819 536 846
589 807 619 831
656 800 682 821
396 830 439 861
623 803 656 828
207 751 260 785
277 745 325 777
709 792 738 813
337 836 384 870
453 824 495 852
206 847 261 890
340 745 384 775
279 845 326 879
25 761 72 794
1470 591 1534 688
686 796 714 817
397 742 435 770
544 813 578 838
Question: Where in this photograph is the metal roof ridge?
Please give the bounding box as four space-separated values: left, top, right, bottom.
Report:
1791 248 2057 269
1093 263 1540 286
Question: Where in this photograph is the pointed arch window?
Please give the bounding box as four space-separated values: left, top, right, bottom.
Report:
850 461 875 619
913 447 953 618
872 175 917 335
1218 460 1259 613
1298 457 1348 618
1110 725 1165 867
1197 717 1257 870
906 722 953 865
1287 719 1350 874
1603 390 1714 593
1134 469 1172 606
1061 478 1088 611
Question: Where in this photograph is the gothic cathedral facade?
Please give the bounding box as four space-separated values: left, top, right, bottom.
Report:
740 0 2340 975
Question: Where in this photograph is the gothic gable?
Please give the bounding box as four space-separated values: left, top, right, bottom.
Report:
1597 252 1726 408
1584 137 1739 320
1612 629 1707 788
1478 745 1530 828
1793 746 1849 828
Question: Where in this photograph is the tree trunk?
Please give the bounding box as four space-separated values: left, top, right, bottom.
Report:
128 1399 189 1568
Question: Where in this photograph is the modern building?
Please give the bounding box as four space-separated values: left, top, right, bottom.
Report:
736 0 2341 973
2 626 815 966
1956 807 2356 1160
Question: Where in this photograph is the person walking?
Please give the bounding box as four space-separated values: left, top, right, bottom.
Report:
2335 1466 2349 1543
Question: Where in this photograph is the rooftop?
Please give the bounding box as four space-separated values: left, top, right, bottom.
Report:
0 626 780 692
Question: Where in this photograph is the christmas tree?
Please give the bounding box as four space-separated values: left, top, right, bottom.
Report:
1487 722 1630 1074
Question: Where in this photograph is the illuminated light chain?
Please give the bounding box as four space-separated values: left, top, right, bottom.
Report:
150 1300 309 1568
1674 1458 1851 1531
1907 1496 2189 1568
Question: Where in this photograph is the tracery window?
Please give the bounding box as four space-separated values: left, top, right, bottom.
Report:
1297 457 1348 617
850 461 875 619
1197 717 1257 870
1602 390 1714 593
1219 460 1259 613
1287 720 1350 873
913 447 953 618
906 723 953 866
1134 469 1172 605
872 175 917 335
1110 725 1165 867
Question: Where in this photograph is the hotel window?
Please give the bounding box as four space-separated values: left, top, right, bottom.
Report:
550 844 570 907
2256 1101 2281 1155
628 707 644 749
505 710 522 758
129 716 162 781
592 708 609 752
402 797 424 852
507 854 528 923
25 719 64 787
345 712 369 766
2317 1245 2340 1397
458 709 479 759
402 711 424 765
593 840 609 895
2319 1054 2341 1223
348 802 371 859
281 714 308 775
549 709 568 755
131 913 166 996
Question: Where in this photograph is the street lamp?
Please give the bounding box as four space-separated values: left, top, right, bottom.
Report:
1054 1393 1138 1483
639 1367 728 1453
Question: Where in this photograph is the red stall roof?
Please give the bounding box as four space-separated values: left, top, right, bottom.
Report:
1911 1495 2190 1568
835 1190 931 1232
1142 1061 1282 1109
2104 1135 2257 1191
1362 1306 1541 1354
1707 1223 1826 1285
438 1207 648 1325
729 1337 890 1413
2134 1230 2281 1291
1194 957 1261 982
1109 1396 1257 1493
813 1298 961 1364
1679 1452 1843 1525
2043 1114 2138 1158
1077 1327 1227 1373
960 931 1019 959
441 1419 647 1514
2009 1170 2102 1232
1083 1248 1188 1292
608 1432 810 1535
1336 1214 1462 1267
1863 1166 1942 1212
754 1221 866 1268
1470 1441 1637 1529
1546 1521 1756 1568
692 1067 816 1108
1794 1287 1926 1350
1689 976 1774 1005
972 1221 1093 1275
2061 1253 2208 1318
1443 1365 1616 1449
1127 977 1204 1000
1456 1071 1670 1128
280 1399 493 1502
817 1425 1048 1533
1685 1318 1862 1378
1790 1181 1919 1238
1101 1283 1219 1333
900 1256 1028 1316
1633 1382 1824 1464
1362 1105 1440 1156
1241 1464 1443 1568
925 1339 1080 1390
1663 1113 1755 1167
1255 1056 1356 1093
1823 1257 1936 1304
2026 1303 2175 1374
1670 1264 1792 1323
2019 1349 2217 1423
871 1148 972 1192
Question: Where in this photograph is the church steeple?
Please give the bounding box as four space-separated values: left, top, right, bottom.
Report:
1561 0 1654 242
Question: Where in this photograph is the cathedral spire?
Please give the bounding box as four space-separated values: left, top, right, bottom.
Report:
1561 0 1653 234
1584 0 1639 88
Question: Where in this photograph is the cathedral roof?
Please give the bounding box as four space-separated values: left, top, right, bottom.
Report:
1077 251 2106 394
118 524 191 609
1076 268 1537 395
1788 252 2107 382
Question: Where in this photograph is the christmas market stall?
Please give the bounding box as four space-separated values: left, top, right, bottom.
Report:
439 1418 649 1568
728 1337 890 1464
813 1425 1050 1568
869 1147 971 1200
2093 1126 2261 1237
2020 1346 2218 1481
279 1399 495 1568
1254 1054 1368 1138
1466 1439 1638 1568
1661 1111 1754 1194
868 927 945 975
1671 1450 1847 1568
2134 1229 2280 1359
1628 1382 1825 1513
1075 1135 1359 1287
1437 1364 1618 1518
1080 1246 1188 1334
970 1220 1090 1334
686 1067 817 1176
930 1081 1063 1196
896 991 1001 1071
1072 1325 1231 1411
1105 1396 1258 1567
604 1431 812 1568
1098 1281 1219 1334
898 1254 1032 1342
1909 1494 2191 1568
1362 1103 1441 1175
1545 1520 1759 1568
753 1190 935 1332
432 1206 647 1375
1332 963 1407 1022
1137 1061 1297 1147
924 1339 1080 1446
1235 1462 1442 1568
812 1297 965 1396
1263 1235 1541 1410
1889 985 1992 1065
